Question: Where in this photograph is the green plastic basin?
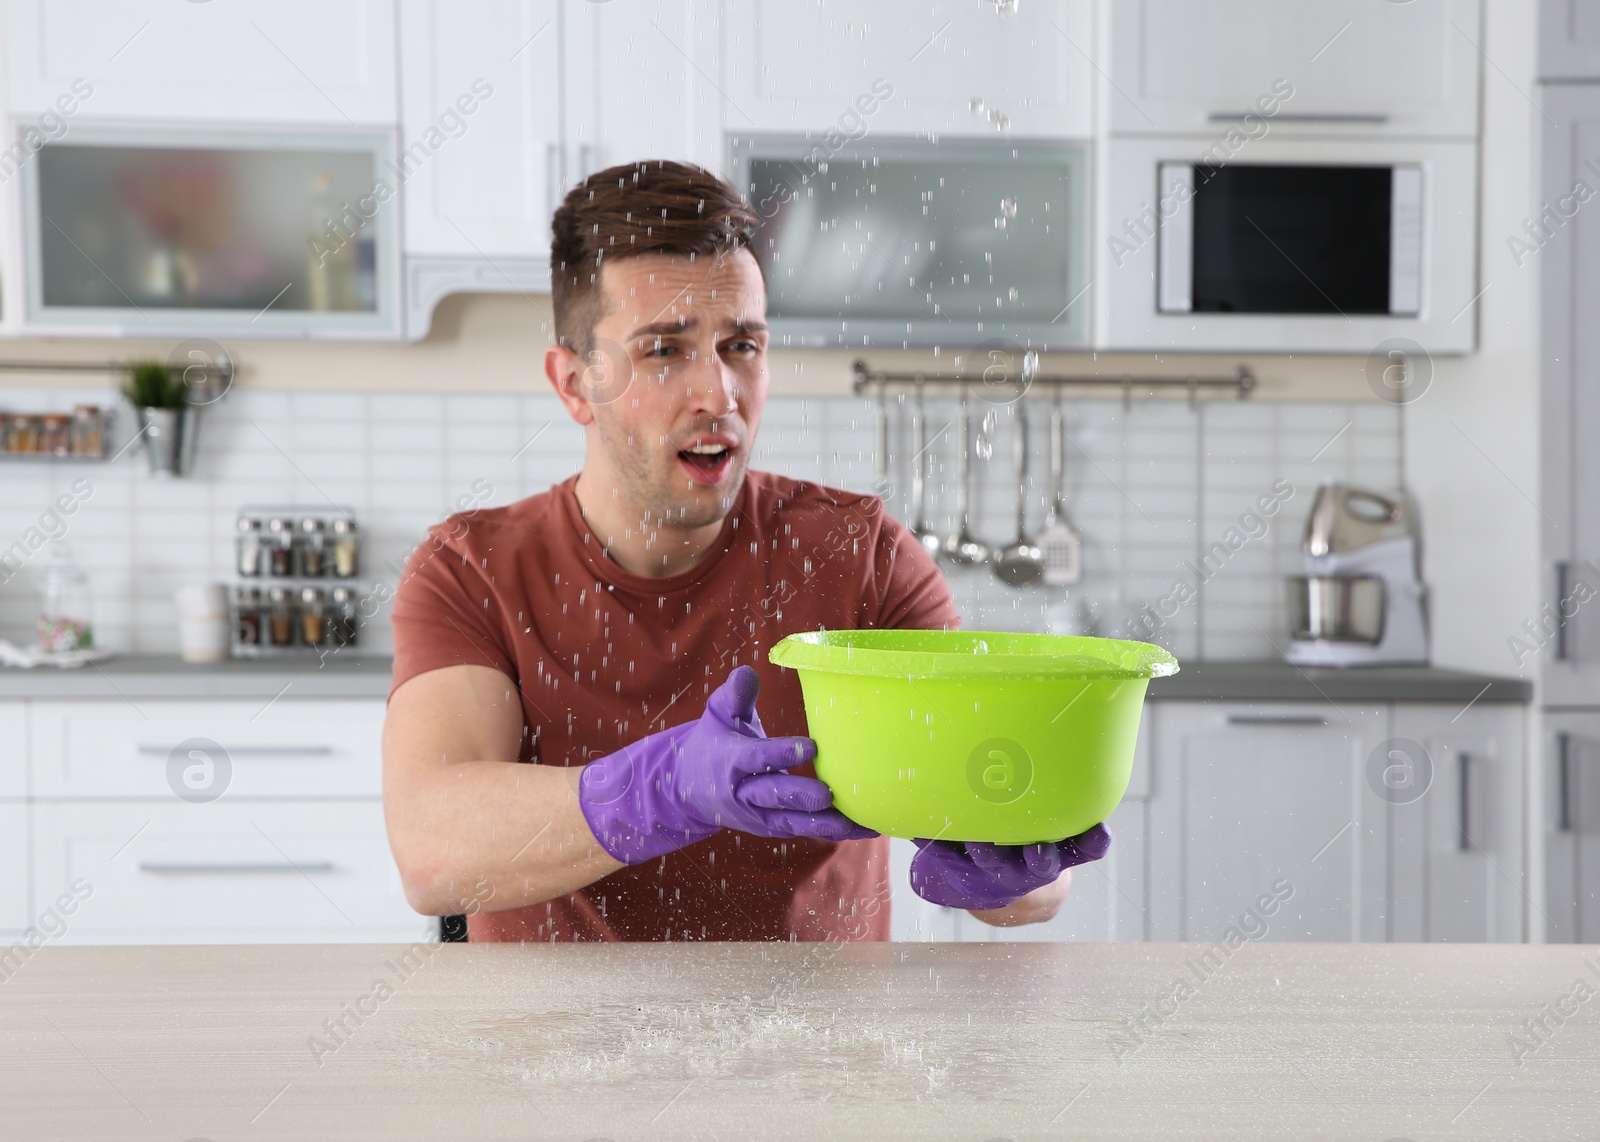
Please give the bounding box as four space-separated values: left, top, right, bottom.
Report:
769 629 1179 845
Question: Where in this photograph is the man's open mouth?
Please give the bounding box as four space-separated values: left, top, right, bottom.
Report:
676 439 736 485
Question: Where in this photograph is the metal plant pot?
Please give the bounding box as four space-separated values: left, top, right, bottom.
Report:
138 405 202 477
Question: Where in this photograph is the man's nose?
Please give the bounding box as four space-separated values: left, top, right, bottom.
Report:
682 344 739 418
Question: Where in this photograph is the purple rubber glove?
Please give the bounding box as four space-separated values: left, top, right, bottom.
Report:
908 824 1112 911
578 665 876 864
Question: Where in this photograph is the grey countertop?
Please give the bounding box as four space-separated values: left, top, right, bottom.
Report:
0 655 1532 704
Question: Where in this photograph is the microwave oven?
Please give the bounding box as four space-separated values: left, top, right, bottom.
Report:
1156 162 1422 317
730 137 1090 349
1100 137 1477 353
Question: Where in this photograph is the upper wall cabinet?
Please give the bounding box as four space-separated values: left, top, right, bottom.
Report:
1107 0 1481 139
1541 0 1600 80
398 1 560 259
3 0 396 125
397 1 561 336
565 0 725 177
724 0 1093 140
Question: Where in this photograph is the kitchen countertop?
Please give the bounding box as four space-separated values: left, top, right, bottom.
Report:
0 654 1531 704
2 941 1592 1139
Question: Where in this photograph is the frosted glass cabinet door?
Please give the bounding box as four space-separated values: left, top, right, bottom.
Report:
725 0 1093 139
3 0 397 124
397 0 561 259
1107 0 1480 138
1147 703 1390 942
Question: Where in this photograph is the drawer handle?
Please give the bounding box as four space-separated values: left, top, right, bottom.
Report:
1226 715 1327 726
136 745 333 756
138 861 335 875
1208 112 1389 124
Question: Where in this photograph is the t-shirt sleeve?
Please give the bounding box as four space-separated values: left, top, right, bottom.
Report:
869 506 961 632
388 520 519 698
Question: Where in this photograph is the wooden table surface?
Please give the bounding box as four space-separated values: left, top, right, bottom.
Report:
1 941 1596 1140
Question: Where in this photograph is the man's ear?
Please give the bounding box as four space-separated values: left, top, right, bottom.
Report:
545 344 596 426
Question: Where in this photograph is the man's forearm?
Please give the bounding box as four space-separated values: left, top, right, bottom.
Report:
384 759 623 917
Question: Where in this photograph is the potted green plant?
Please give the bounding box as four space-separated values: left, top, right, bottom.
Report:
121 360 194 476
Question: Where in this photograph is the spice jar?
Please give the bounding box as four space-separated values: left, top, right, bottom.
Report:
267 517 295 577
237 517 264 577
267 586 294 646
330 517 359 578
0 413 11 453
299 517 327 577
9 414 39 454
71 405 104 457
235 587 263 647
39 414 71 456
299 587 326 646
329 586 359 648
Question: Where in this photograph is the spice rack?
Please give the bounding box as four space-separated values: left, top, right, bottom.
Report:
231 505 363 659
0 405 114 460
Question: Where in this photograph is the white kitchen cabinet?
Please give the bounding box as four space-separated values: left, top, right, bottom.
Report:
1389 705 1526 943
1544 712 1600 944
1147 702 1390 942
397 0 562 336
1540 0 1600 80
0 804 28 932
29 699 386 800
724 0 1093 140
1105 0 1480 138
565 0 725 177
1539 86 1600 704
0 702 25 799
2 0 397 125
31 800 429 945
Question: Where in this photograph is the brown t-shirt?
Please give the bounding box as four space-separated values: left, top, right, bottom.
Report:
389 470 959 942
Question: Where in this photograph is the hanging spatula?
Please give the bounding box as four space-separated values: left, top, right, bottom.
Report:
1039 391 1082 587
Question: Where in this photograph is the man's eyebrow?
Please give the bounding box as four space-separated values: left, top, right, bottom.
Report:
624 317 769 339
626 318 696 340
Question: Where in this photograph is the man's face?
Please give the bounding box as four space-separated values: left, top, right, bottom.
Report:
572 249 769 531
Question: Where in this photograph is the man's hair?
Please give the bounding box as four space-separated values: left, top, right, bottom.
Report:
549 160 762 352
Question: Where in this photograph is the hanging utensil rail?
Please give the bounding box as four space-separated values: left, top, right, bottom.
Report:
851 360 1255 406
0 357 235 383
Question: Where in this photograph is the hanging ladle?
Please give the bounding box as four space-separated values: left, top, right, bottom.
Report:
993 395 1044 586
909 377 943 558
942 383 989 566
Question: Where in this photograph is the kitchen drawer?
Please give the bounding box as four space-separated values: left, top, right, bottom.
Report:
31 801 431 944
0 702 25 798
0 804 28 931
30 700 386 799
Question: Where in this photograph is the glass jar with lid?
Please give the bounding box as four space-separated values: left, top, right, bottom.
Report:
267 517 295 577
9 414 39 454
331 517 359 578
38 550 93 652
237 517 264 577
39 414 71 456
299 587 326 646
234 586 263 649
299 517 327 577
267 586 294 646
71 405 104 457
330 586 359 648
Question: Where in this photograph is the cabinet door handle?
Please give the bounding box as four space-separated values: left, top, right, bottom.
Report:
136 745 333 756
1225 715 1327 726
1457 751 1471 851
138 861 335 875
1208 111 1390 124
1558 732 1573 833
1556 561 1571 661
546 142 562 221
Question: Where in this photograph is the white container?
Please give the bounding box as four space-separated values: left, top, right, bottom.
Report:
174 584 231 664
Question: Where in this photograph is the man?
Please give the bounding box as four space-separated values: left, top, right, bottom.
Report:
382 160 1108 942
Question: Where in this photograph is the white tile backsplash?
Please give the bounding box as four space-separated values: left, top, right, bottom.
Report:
0 384 1403 661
